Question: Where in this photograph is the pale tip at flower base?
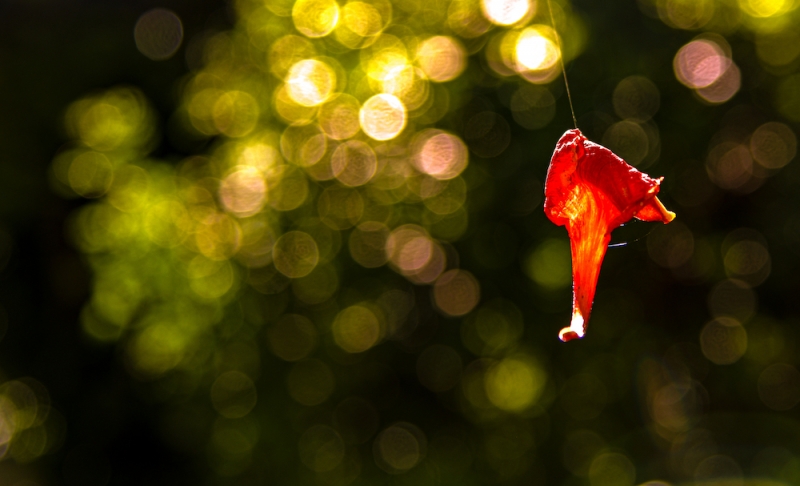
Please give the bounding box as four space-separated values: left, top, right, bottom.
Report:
544 129 675 342
559 312 584 343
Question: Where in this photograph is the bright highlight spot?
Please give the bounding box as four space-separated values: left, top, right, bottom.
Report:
286 59 336 107
515 26 559 71
481 0 532 26
360 93 407 141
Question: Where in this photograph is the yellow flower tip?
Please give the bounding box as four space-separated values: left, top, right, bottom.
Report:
654 197 676 223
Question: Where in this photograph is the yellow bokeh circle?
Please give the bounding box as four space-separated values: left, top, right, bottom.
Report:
359 93 407 141
286 59 337 107
293 0 340 38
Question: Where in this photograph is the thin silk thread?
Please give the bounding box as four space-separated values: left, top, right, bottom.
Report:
546 0 577 128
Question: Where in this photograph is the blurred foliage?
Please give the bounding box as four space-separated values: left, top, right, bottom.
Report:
0 0 798 484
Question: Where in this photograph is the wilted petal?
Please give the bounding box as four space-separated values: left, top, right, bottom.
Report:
544 129 675 341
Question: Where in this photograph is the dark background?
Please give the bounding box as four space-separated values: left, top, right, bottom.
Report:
0 0 798 484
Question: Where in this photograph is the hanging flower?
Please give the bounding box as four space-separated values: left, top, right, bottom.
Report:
544 129 676 342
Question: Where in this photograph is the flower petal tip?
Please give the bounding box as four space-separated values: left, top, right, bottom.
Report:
558 329 582 342
656 197 676 223
558 313 585 342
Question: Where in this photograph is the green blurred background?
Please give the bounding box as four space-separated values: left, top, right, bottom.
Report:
1 0 799 484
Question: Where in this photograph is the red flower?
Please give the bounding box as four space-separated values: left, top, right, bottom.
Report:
544 129 675 342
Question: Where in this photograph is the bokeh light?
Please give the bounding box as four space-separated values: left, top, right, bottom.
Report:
335 1 389 48
273 231 319 278
700 317 748 365
750 121 797 169
416 36 467 82
589 453 636 486
219 166 267 217
515 25 560 73
386 225 434 276
433 269 480 316
739 0 795 18
373 422 426 473
525 238 571 289
213 91 260 137
64 87 156 152
484 355 545 411
481 0 533 26
655 0 715 30
67 151 114 198
696 62 741 104
210 371 258 418
0 378 60 464
331 140 378 186
285 59 337 107
674 37 740 104
602 120 650 166
359 93 407 141
134 8 183 61
292 0 340 38
319 94 362 140
332 305 382 353
412 129 468 180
